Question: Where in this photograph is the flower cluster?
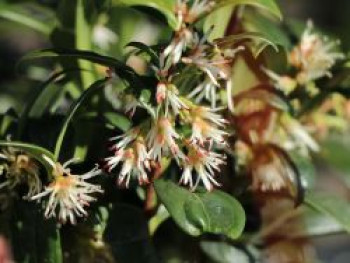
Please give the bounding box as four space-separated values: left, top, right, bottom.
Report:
105 0 239 191
232 85 318 194
0 147 41 198
265 21 344 93
31 157 103 224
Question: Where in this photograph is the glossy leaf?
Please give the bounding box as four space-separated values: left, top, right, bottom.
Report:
215 0 282 20
243 9 291 52
305 191 350 234
154 179 246 239
22 48 145 88
112 0 177 28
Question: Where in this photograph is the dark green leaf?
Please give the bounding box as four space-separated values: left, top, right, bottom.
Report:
54 78 109 160
154 179 246 239
127 42 159 65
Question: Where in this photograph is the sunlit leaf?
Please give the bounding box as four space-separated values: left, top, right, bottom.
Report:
215 0 282 20
112 0 177 28
76 0 96 88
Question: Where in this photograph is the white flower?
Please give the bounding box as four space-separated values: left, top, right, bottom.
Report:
192 106 228 127
290 21 344 84
180 145 225 191
281 116 319 153
189 106 228 146
105 137 150 187
164 27 194 64
175 0 215 25
93 24 118 50
183 41 242 112
0 147 41 198
147 117 185 163
124 94 140 117
157 82 188 116
188 78 219 108
263 68 297 94
109 128 140 152
31 158 103 224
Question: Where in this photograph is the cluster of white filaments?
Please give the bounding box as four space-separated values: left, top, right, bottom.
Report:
105 0 237 191
266 21 344 92
0 147 41 198
31 157 103 224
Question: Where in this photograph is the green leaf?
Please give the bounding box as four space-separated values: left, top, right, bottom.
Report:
318 132 350 188
200 241 254 263
204 5 235 41
242 9 291 52
17 69 82 140
104 112 132 132
76 0 96 88
289 152 315 190
305 191 350 234
112 0 177 28
215 0 282 20
54 78 109 160
22 48 144 87
0 141 55 174
22 48 131 73
301 206 343 237
216 32 279 58
127 41 159 65
0 3 54 35
154 179 246 239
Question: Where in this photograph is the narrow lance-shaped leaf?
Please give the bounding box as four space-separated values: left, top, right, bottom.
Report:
17 69 84 140
54 78 109 160
21 48 144 88
0 3 54 35
76 0 96 88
